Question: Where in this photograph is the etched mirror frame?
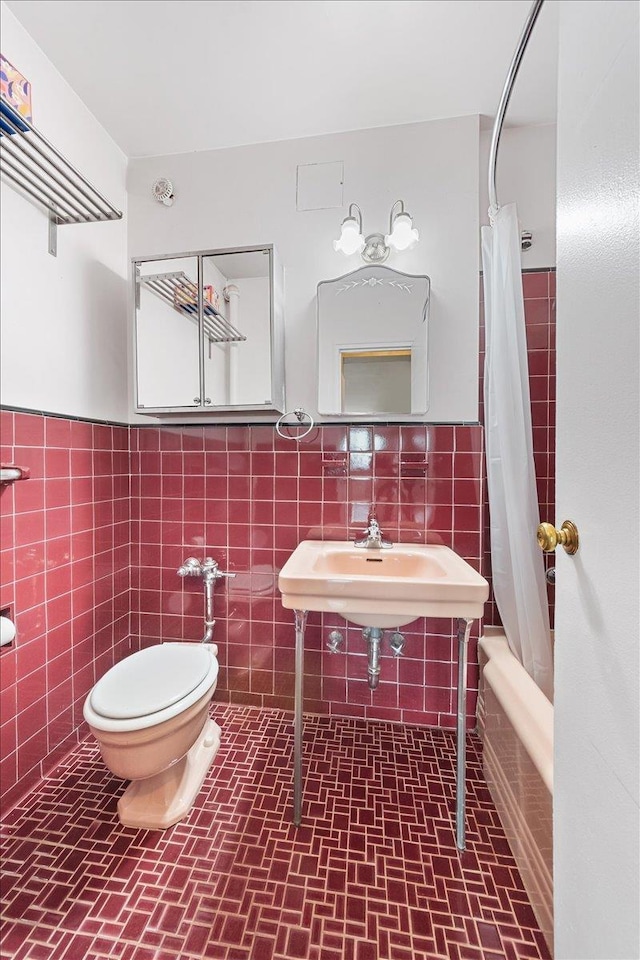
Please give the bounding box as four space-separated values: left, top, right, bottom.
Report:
317 264 431 416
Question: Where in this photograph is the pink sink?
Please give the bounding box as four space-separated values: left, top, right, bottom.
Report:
278 540 489 628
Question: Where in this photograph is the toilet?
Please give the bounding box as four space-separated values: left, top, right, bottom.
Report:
83 642 221 830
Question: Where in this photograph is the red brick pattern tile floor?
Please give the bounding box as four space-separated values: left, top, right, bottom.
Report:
0 707 551 960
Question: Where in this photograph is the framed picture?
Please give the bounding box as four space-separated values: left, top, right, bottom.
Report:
1 55 32 122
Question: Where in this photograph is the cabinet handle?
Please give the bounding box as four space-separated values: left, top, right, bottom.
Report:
193 397 200 404
204 398 212 405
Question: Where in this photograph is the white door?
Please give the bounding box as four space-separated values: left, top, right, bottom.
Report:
554 2 639 958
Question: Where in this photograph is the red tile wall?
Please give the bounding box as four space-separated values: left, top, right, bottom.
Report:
1 412 484 813
479 269 557 626
129 423 484 731
0 411 131 812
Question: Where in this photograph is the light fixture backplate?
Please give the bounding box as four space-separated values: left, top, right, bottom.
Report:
362 233 390 264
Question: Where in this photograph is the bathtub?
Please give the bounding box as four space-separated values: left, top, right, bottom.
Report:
477 629 553 954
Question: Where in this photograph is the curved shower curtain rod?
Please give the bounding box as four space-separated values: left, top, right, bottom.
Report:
488 0 546 215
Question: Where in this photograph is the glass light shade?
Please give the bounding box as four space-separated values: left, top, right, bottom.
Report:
333 217 365 255
385 212 420 251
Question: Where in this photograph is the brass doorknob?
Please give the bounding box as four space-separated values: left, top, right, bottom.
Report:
537 520 579 555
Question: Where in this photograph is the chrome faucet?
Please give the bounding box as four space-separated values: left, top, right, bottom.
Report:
354 514 393 549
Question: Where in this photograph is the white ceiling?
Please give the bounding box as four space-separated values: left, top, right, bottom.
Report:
4 0 558 158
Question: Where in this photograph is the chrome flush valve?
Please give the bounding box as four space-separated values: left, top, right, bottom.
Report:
176 556 236 645
177 557 236 581
177 557 202 577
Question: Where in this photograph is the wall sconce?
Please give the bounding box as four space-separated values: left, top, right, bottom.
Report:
386 200 420 251
333 203 365 256
334 199 420 263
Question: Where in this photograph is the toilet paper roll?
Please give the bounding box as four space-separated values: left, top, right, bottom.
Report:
0 616 16 647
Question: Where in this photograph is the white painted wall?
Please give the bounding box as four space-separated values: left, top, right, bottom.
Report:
479 123 557 269
0 2 128 423
128 116 480 424
555 2 639 957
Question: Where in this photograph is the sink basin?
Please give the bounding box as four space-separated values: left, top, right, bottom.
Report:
278 540 489 628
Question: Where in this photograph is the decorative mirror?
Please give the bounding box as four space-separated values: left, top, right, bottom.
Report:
317 265 430 416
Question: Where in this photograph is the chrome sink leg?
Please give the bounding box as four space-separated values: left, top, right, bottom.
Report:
293 609 307 826
456 617 473 851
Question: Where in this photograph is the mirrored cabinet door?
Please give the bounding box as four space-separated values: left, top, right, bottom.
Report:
202 248 273 408
133 246 285 414
135 256 202 409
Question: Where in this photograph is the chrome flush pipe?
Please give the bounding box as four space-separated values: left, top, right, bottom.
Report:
201 562 217 643
177 556 235 643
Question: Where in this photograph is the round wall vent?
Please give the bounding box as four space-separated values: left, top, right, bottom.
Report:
152 178 174 206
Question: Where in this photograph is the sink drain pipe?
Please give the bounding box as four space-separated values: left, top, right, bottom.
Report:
365 627 383 689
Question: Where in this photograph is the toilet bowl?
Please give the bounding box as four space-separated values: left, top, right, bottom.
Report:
83 642 220 830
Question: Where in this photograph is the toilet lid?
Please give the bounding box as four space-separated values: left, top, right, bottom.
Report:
90 644 212 720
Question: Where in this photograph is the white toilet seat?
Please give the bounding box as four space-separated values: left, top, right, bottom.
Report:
83 642 219 734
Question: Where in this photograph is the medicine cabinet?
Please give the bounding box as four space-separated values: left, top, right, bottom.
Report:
317 265 430 416
133 245 285 414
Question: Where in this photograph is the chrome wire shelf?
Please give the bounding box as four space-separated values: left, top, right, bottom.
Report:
139 271 247 344
0 96 123 255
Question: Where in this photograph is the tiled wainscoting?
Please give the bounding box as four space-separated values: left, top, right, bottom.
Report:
130 422 484 732
0 413 483 811
0 412 131 812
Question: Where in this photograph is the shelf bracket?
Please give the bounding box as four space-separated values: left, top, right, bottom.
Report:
1 96 123 257
48 207 58 257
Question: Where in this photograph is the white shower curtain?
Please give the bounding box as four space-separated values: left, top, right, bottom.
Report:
482 202 554 702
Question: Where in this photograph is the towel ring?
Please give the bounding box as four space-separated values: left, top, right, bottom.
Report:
275 408 315 441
